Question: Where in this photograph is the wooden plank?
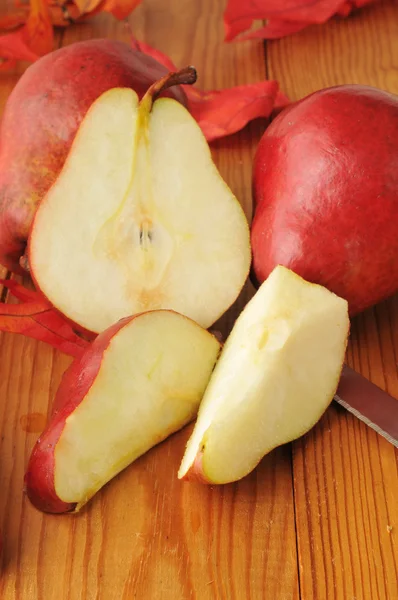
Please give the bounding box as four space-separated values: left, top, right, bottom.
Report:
266 2 398 598
0 2 299 599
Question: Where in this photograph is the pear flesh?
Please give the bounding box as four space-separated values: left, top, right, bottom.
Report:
29 88 251 334
178 266 350 484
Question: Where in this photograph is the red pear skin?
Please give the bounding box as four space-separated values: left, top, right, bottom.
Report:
24 316 135 514
251 85 398 315
0 39 186 273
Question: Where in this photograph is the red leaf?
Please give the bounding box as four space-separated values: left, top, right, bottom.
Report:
224 0 380 41
0 280 89 358
0 12 27 32
73 0 104 13
0 279 40 303
0 0 143 68
131 37 289 141
0 0 52 68
187 84 289 142
98 0 143 20
72 0 142 19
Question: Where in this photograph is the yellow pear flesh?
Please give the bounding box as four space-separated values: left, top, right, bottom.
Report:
179 266 350 484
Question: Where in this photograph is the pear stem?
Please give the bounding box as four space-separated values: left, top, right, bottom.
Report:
141 66 197 112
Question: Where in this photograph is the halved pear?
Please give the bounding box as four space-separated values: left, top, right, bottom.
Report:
25 310 221 513
28 68 251 334
178 266 350 484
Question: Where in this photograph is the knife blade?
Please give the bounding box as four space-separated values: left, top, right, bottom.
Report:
334 365 398 448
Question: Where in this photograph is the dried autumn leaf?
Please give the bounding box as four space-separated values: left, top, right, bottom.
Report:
0 279 39 302
187 83 288 141
0 12 26 32
73 0 104 14
0 0 143 68
73 0 142 18
131 37 289 141
0 0 52 68
224 0 381 41
0 280 89 357
99 0 143 20
25 0 53 55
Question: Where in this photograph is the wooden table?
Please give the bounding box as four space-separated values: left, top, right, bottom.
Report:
0 1 397 598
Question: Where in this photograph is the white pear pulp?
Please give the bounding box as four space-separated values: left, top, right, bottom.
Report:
179 266 350 484
29 89 250 333
54 311 220 507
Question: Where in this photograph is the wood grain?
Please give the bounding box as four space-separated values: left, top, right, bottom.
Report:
1 1 398 598
267 2 398 598
0 1 300 599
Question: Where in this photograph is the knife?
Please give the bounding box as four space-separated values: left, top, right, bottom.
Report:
334 365 398 448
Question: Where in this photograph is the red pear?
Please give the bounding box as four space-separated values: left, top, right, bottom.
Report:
0 39 186 273
251 85 398 315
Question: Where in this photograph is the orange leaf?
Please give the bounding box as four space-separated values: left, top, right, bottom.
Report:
0 11 27 32
25 0 53 55
131 37 289 142
0 0 142 68
73 0 104 14
0 280 89 358
99 0 142 20
73 0 143 19
224 0 381 41
0 0 52 67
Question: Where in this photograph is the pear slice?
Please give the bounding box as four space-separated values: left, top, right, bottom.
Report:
25 310 221 513
178 266 350 484
28 68 251 334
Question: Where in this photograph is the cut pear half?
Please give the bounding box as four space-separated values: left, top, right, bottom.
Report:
28 69 251 334
178 266 350 484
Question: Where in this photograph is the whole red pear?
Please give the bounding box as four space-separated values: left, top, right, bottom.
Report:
251 85 398 315
0 39 186 273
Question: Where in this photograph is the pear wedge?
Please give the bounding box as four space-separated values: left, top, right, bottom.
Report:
179 266 350 484
25 310 221 513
